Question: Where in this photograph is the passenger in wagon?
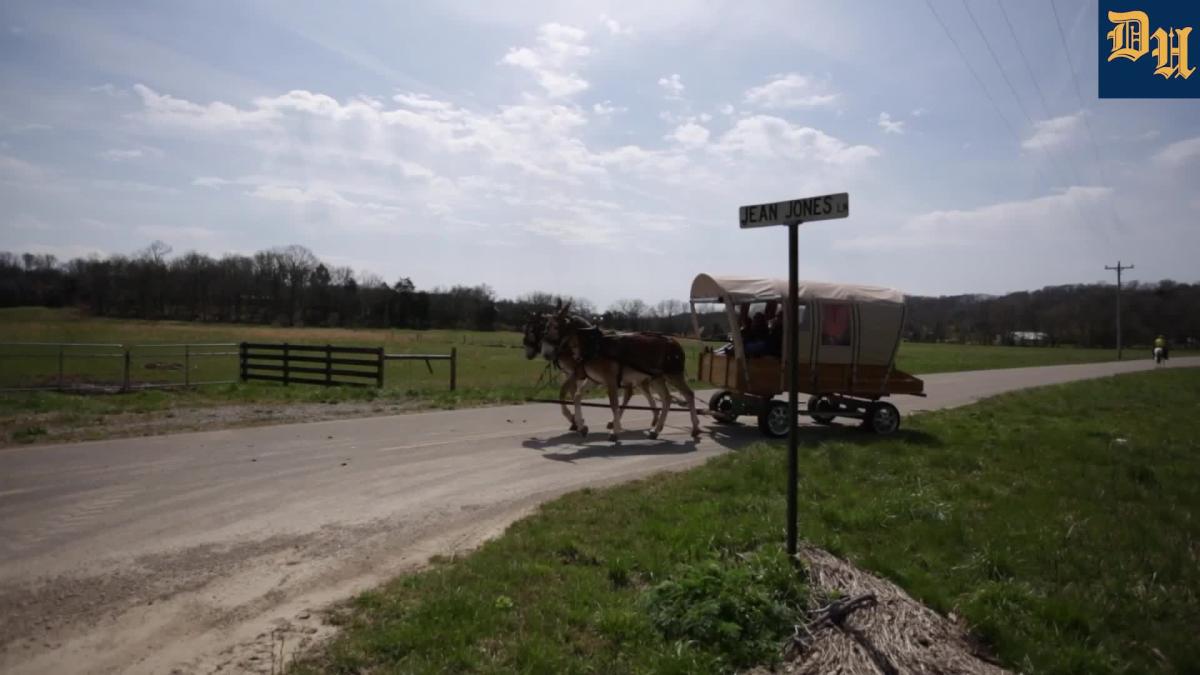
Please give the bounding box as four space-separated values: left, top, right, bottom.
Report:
743 311 770 357
767 313 782 357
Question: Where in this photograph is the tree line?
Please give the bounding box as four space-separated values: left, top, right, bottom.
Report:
0 244 694 333
903 282 1199 347
1 243 1196 346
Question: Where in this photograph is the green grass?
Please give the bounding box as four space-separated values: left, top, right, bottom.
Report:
293 368 1200 675
0 307 1185 444
896 341 1126 373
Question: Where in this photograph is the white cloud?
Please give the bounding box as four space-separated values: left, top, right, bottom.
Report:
666 122 710 148
101 148 145 161
838 186 1113 251
133 84 279 130
592 100 627 115
249 184 353 207
1022 111 1085 151
7 122 52 133
1153 136 1200 166
100 146 162 162
501 23 591 98
743 73 837 109
91 179 179 195
192 176 231 188
135 224 217 241
877 112 905 135
718 103 735 115
0 154 50 181
89 83 125 97
658 74 685 99
714 115 879 165
600 15 633 35
911 107 927 117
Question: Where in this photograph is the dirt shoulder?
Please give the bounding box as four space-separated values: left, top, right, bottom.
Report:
0 399 437 448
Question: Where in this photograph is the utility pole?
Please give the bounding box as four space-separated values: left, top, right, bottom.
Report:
1105 261 1134 360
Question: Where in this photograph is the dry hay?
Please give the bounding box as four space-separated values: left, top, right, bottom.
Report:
762 545 1010 675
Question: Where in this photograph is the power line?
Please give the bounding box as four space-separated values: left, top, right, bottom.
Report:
997 0 1053 119
1048 0 1126 236
924 0 1095 233
1049 0 1109 182
923 0 1020 140
961 0 1084 189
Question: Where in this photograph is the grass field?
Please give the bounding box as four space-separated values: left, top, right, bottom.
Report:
0 307 1141 391
292 368 1200 674
0 307 1177 445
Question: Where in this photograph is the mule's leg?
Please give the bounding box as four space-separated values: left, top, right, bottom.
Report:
573 373 589 436
559 373 578 430
668 373 701 439
608 384 636 430
647 378 671 439
607 370 623 442
640 381 660 428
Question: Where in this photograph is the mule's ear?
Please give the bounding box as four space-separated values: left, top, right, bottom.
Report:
562 301 572 316
555 298 562 310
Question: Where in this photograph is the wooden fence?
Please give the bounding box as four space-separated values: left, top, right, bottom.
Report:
239 343 457 390
240 343 383 387
0 342 238 392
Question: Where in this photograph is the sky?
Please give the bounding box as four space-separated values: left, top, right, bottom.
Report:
1 0 1198 308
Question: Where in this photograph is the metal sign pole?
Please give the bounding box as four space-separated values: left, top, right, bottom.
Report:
787 221 800 557
739 191 848 559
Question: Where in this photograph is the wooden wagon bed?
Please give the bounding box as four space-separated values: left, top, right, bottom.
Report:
698 349 924 399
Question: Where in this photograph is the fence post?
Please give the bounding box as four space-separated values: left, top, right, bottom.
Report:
239 342 247 383
283 343 290 386
184 344 191 388
325 344 332 386
376 347 384 388
122 348 131 393
58 345 65 392
450 347 457 391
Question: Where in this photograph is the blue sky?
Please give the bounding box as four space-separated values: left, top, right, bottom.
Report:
1 0 1197 308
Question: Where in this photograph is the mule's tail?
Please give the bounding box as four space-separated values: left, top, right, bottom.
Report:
664 340 686 376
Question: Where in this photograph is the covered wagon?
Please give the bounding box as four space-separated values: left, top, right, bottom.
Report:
689 274 924 437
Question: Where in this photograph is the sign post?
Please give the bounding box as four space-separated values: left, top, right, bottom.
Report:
739 192 849 557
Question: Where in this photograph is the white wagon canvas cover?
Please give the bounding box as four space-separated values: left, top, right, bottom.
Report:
688 273 907 369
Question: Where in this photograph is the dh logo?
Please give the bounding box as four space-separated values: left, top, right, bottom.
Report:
1099 2 1199 97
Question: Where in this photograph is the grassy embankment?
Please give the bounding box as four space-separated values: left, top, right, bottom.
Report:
293 368 1200 674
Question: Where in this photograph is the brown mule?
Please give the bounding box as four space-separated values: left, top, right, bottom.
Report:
522 311 658 432
543 305 700 442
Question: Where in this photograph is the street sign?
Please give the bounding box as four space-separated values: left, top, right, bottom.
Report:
738 190 850 557
739 192 849 228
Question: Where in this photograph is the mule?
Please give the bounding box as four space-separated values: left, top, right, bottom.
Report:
522 311 658 431
543 306 700 442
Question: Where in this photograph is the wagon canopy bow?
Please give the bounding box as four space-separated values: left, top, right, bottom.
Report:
688 274 904 306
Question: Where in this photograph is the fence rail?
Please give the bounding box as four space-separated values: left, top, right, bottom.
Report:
240 343 384 388
0 341 458 393
0 342 238 392
385 348 457 390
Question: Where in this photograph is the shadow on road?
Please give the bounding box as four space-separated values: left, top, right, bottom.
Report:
704 420 943 450
524 430 700 462
524 418 942 463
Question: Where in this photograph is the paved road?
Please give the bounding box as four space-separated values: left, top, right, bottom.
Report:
1 357 1195 674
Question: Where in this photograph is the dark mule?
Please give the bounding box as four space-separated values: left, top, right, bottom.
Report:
543 306 700 441
522 311 658 431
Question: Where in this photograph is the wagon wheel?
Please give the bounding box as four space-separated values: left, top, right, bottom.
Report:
807 395 837 425
708 390 739 424
863 402 901 435
757 400 791 438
